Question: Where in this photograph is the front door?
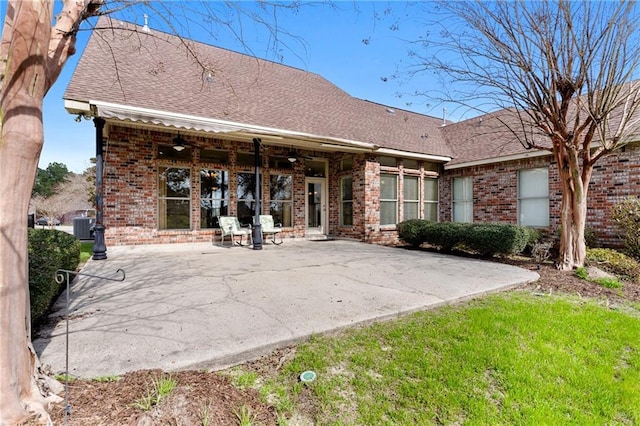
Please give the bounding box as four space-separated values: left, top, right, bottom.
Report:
305 178 326 235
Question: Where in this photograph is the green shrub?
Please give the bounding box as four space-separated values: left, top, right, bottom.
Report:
397 219 431 248
28 229 81 325
422 222 466 252
611 197 640 258
464 223 532 256
399 220 533 257
586 248 640 283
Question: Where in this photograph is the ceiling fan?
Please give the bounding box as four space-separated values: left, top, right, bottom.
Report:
286 149 313 163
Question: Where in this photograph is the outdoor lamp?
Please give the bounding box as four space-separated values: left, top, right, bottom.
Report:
173 134 187 152
287 151 298 163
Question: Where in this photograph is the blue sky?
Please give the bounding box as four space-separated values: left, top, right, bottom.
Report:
2 1 456 173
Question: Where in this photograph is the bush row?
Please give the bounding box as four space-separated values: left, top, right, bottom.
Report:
29 228 81 326
397 219 539 257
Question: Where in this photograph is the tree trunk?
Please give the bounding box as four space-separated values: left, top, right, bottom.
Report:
555 145 591 271
0 1 91 423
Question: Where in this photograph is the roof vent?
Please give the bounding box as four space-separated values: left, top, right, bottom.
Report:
385 108 396 115
142 14 150 33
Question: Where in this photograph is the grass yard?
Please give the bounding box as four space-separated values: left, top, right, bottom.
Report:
79 241 93 264
253 292 640 425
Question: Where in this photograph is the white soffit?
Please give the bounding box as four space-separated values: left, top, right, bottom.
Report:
375 148 452 163
444 149 551 170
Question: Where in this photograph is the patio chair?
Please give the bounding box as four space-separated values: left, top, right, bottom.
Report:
259 215 283 245
218 216 252 246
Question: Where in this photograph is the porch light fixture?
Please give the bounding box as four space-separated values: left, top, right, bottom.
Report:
173 134 187 152
287 151 298 163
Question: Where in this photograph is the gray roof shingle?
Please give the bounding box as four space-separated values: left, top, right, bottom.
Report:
65 17 453 158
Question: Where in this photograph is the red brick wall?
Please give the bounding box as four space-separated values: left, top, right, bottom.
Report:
102 124 375 245
441 144 640 247
102 123 638 249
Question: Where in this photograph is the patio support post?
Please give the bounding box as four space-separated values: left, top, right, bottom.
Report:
92 117 107 260
252 138 263 250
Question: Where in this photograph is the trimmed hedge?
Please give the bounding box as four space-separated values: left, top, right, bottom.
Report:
28 228 81 325
398 220 537 257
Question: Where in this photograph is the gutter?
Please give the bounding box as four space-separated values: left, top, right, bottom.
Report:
65 99 381 153
444 149 551 170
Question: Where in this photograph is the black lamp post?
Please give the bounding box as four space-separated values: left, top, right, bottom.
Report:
252 138 263 250
92 118 107 260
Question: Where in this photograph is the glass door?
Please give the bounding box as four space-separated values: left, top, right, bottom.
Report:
306 178 326 234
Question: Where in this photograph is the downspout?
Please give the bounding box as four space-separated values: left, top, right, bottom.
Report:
92 118 107 260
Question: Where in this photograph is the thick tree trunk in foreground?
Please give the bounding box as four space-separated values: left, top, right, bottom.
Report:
0 1 94 423
555 145 592 271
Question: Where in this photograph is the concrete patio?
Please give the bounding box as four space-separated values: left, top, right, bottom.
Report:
34 239 539 378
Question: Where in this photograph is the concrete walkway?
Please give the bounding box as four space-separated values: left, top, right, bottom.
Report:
34 240 539 378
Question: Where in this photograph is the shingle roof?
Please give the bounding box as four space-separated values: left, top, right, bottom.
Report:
441 109 551 166
65 17 453 158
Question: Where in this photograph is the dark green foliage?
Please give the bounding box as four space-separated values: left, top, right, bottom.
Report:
396 219 430 247
421 222 466 252
586 248 640 283
398 220 536 257
32 162 70 197
464 223 532 256
28 228 81 325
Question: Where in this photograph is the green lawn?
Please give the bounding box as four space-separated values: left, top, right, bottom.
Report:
79 241 93 263
248 292 640 425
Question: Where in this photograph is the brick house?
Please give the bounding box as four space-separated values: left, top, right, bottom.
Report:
64 19 638 248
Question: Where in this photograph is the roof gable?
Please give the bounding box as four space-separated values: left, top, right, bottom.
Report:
65 17 452 159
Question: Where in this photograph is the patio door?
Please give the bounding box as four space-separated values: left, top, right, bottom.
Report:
305 178 326 235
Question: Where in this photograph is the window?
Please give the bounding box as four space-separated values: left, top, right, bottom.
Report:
380 174 398 225
403 176 419 220
268 156 293 169
200 169 228 228
158 167 191 229
379 156 397 167
340 176 353 226
157 144 192 161
340 157 353 171
518 168 549 227
237 172 260 226
403 159 419 170
200 148 229 164
423 178 439 221
305 160 326 177
270 175 293 227
452 177 473 223
236 152 255 168
424 162 439 172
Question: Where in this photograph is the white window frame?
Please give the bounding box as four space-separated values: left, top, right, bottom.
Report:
452 176 473 223
340 175 353 226
158 166 191 230
269 174 293 227
380 173 398 225
403 175 420 221
423 177 439 221
518 168 550 227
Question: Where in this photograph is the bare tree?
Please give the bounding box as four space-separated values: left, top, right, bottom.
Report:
412 1 640 270
0 0 306 422
32 173 93 226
